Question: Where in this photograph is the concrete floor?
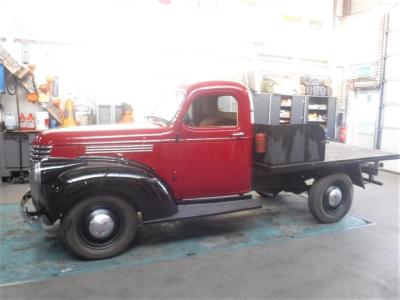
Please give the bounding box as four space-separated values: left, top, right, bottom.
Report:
0 171 399 299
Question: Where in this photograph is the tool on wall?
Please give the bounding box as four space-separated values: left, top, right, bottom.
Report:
5 73 22 130
62 99 77 127
25 65 39 103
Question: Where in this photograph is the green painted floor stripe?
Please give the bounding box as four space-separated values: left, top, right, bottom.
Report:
0 195 372 286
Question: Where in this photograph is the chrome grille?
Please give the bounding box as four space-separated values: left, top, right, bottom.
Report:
30 145 52 163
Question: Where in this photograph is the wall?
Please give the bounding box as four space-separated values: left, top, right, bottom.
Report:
380 4 400 172
1 0 338 122
337 1 400 173
0 81 42 120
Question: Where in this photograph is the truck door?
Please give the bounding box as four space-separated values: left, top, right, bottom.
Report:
173 89 252 199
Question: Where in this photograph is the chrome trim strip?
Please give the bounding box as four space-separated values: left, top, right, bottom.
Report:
31 148 52 151
66 174 107 183
85 144 154 154
31 152 51 156
31 152 51 155
31 154 50 159
31 145 52 149
86 145 153 150
30 145 52 162
74 134 164 140
151 178 173 202
106 173 143 179
86 148 153 152
86 149 153 154
78 139 176 145
179 137 234 142
182 194 242 201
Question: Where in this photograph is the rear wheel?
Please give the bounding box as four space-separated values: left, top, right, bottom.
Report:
61 195 138 260
308 173 353 223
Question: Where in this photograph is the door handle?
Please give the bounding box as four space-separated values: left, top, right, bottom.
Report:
231 132 245 137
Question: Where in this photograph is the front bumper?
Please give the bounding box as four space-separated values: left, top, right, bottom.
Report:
20 190 56 230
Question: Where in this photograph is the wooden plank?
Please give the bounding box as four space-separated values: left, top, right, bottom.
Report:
254 142 400 172
40 103 63 124
325 142 399 162
0 45 34 92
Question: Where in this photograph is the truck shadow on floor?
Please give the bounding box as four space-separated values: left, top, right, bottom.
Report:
0 193 371 286
133 195 296 247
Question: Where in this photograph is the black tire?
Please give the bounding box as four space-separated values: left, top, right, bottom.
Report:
308 173 353 223
61 195 138 260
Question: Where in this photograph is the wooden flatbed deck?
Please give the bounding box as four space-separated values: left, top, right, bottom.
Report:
325 142 400 163
254 142 400 173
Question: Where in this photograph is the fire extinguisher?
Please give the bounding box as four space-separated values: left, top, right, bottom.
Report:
255 133 267 153
339 125 347 143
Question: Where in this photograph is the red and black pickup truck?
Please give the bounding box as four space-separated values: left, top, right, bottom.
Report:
21 81 399 259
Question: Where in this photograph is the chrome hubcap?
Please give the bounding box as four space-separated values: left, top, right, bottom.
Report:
88 210 115 239
327 186 343 207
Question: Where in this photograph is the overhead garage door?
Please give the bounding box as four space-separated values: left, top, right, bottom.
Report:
381 5 400 173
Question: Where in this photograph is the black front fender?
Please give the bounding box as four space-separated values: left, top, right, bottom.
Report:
32 156 177 222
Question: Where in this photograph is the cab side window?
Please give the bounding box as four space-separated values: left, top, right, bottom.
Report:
185 95 238 127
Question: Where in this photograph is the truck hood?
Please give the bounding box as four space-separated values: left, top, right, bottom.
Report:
34 122 169 146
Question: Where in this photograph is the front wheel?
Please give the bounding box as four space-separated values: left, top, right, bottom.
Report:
308 173 353 223
61 195 138 260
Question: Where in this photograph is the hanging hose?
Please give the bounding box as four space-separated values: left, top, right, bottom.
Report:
6 73 17 95
5 73 21 129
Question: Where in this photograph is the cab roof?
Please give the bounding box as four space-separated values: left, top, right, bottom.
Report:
184 81 248 95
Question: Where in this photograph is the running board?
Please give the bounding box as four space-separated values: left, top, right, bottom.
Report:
143 198 262 225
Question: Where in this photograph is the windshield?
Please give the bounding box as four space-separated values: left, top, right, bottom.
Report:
145 90 186 126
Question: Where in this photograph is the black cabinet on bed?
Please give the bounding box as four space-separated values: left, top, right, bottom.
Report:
251 92 336 139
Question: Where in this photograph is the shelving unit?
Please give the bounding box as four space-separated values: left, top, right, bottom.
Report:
252 93 306 126
304 96 336 139
307 97 328 123
252 92 337 139
279 96 292 124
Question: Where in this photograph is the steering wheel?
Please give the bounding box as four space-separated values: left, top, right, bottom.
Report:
184 114 196 127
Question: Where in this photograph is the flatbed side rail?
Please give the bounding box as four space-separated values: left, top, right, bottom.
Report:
253 154 400 175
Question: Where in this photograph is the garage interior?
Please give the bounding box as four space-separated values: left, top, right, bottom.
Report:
0 0 399 299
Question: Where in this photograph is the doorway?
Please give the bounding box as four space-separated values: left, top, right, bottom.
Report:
347 90 379 149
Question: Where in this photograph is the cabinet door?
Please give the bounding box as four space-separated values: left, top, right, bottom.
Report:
291 96 306 124
270 94 281 125
252 93 271 125
4 139 30 168
326 97 337 139
0 134 6 176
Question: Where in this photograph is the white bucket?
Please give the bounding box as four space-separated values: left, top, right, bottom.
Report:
35 111 49 130
4 113 17 130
